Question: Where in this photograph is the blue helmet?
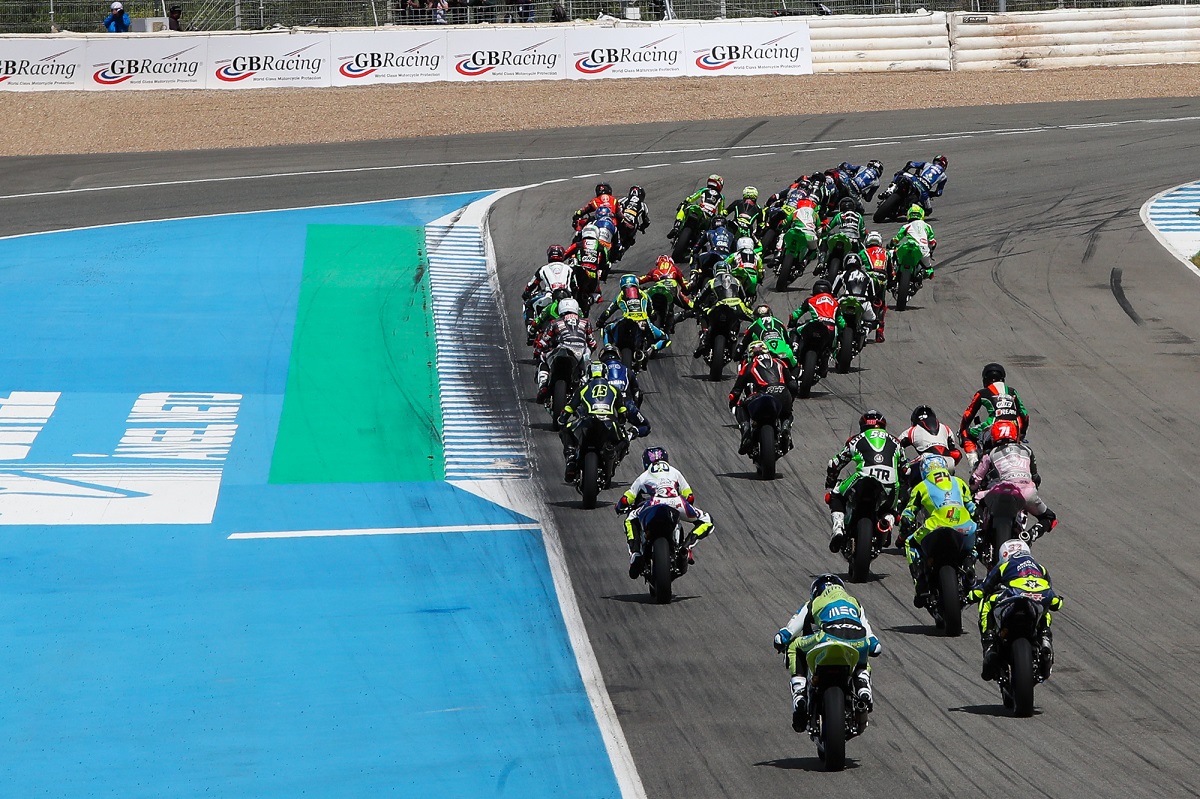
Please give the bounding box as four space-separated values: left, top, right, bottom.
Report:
810 573 845 600
920 454 949 479
642 446 668 469
619 274 638 289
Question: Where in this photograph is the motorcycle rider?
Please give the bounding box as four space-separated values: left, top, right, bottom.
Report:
736 303 798 370
890 204 937 280
788 278 839 377
529 286 577 344
690 216 737 286
898 404 962 502
899 155 948 213
965 539 1062 681
821 196 866 275
726 236 764 299
970 419 1058 537
574 182 619 226
638 254 692 325
616 185 651 256
899 458 979 607
617 447 713 576
533 298 596 402
862 230 889 342
729 341 798 454
825 410 903 552
831 252 879 339
843 160 885 204
598 344 642 407
558 361 650 482
691 263 754 358
522 244 578 327
596 274 671 355
670 174 727 239
775 187 822 274
960 361 1030 463
773 574 882 731
726 186 761 238
563 222 612 280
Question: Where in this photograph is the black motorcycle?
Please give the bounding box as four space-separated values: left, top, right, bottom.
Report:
700 301 743 381
740 389 790 480
990 594 1051 717
976 481 1029 567
605 318 648 371
873 172 920 223
838 474 892 582
791 319 835 398
544 345 585 430
911 525 975 636
630 503 691 604
570 417 631 509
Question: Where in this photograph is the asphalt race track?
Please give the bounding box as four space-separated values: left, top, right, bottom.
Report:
5 97 1200 798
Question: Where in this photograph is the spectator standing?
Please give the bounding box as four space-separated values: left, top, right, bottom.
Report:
434 0 448 23
551 0 569 20
167 5 184 30
104 1 131 31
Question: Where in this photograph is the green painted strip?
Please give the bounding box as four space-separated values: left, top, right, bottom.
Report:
270 225 444 483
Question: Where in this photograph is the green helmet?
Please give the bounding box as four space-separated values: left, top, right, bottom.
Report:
907 204 925 221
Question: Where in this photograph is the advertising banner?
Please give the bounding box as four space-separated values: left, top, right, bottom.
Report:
444 28 565 82
206 32 331 89
84 35 208 90
0 39 87 91
331 30 447 86
682 21 813 77
563 25 686 80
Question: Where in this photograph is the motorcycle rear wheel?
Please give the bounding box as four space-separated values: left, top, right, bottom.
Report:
580 451 600 509
551 379 568 430
709 333 726 381
896 269 912 311
799 349 818 398
874 193 900 224
777 251 794 292
1010 638 1036 717
820 686 847 771
671 223 696 262
651 536 673 604
937 564 963 636
757 424 776 480
849 516 873 582
836 324 855 374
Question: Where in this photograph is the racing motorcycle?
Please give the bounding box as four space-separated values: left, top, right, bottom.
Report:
775 224 821 291
571 417 632 509
836 472 893 582
628 500 692 605
671 198 719 262
988 593 1052 717
792 318 835 398
890 241 927 312
604 318 650 371
738 389 791 480
833 295 869 374
698 290 745 381
801 639 871 771
543 344 586 431
908 524 975 636
873 172 921 223
975 482 1033 568
645 279 683 335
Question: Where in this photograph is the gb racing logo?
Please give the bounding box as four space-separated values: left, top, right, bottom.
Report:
454 38 557 76
573 35 679 74
338 39 441 78
92 45 201 85
694 32 803 71
215 42 323 82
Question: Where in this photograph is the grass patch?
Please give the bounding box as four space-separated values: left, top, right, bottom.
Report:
1192 252 1200 269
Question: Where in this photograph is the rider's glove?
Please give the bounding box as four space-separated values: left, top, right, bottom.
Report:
556 412 570 428
727 393 738 410
521 288 532 301
964 588 983 605
824 473 838 490
640 222 650 232
773 633 788 654
634 423 650 438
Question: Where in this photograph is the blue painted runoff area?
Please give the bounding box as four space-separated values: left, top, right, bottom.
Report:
0 195 622 798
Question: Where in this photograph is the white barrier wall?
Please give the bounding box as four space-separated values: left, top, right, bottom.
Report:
0 17 822 90
810 11 951 73
951 5 1200 71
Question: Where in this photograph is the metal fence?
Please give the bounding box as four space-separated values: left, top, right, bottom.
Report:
0 0 1185 33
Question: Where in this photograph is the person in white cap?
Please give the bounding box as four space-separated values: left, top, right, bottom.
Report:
104 1 131 32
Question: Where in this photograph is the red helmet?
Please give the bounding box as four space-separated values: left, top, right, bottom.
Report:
990 419 1019 445
546 244 566 262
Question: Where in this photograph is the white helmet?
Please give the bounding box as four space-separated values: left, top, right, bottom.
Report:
580 224 600 241
998 539 1031 564
865 230 883 247
736 236 755 253
558 298 581 317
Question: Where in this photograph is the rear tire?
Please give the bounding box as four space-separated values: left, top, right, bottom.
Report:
799 348 818 398
849 516 873 582
873 193 900 224
1010 638 1036 717
671 223 695 262
550 379 568 430
896 269 911 311
938 564 963 636
758 424 776 480
652 536 672 604
709 333 726 381
619 347 635 370
821 686 847 771
991 516 1013 564
836 324 855 374
776 251 794 292
580 451 599 509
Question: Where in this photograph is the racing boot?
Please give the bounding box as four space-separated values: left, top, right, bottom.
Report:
778 418 794 454
980 631 1002 681
563 448 579 483
737 422 754 455
628 550 643 580
853 669 874 712
1038 629 1055 680
790 676 808 732
526 323 538 346
828 511 847 552
535 371 551 403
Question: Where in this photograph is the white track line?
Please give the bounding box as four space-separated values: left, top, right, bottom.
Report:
228 523 540 540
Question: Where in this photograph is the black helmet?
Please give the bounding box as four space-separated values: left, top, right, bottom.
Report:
595 182 613 197
843 253 862 270
711 216 726 229
628 185 644 199
911 404 937 432
868 159 882 171
642 446 668 469
810 573 845 600
934 155 947 168
838 197 855 212
551 286 572 301
599 344 621 363
754 304 771 318
859 409 886 432
812 279 832 295
546 244 566 262
982 362 1006 385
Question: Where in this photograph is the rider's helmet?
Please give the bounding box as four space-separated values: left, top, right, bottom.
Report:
736 236 755 254
812 279 832 295
595 206 614 220
713 261 733 277
859 409 887 432
619 274 638 289
628 185 645 199
838 197 855 213
711 216 727 229
588 361 606 381
599 345 621 363
867 159 883 172
843 253 863 271
642 446 669 469
998 539 1031 564
865 230 883 248
595 182 613 197
655 254 675 271
911 404 938 433
810 573 845 600
982 362 1007 385
551 286 573 301
755 347 774 368
754 303 772 319
907 204 925 221
742 186 759 201
919 454 949 479
706 174 724 192
926 463 952 484
546 244 567 262
933 155 947 168
558 298 582 317
747 341 768 360
581 223 600 240
990 419 1020 446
